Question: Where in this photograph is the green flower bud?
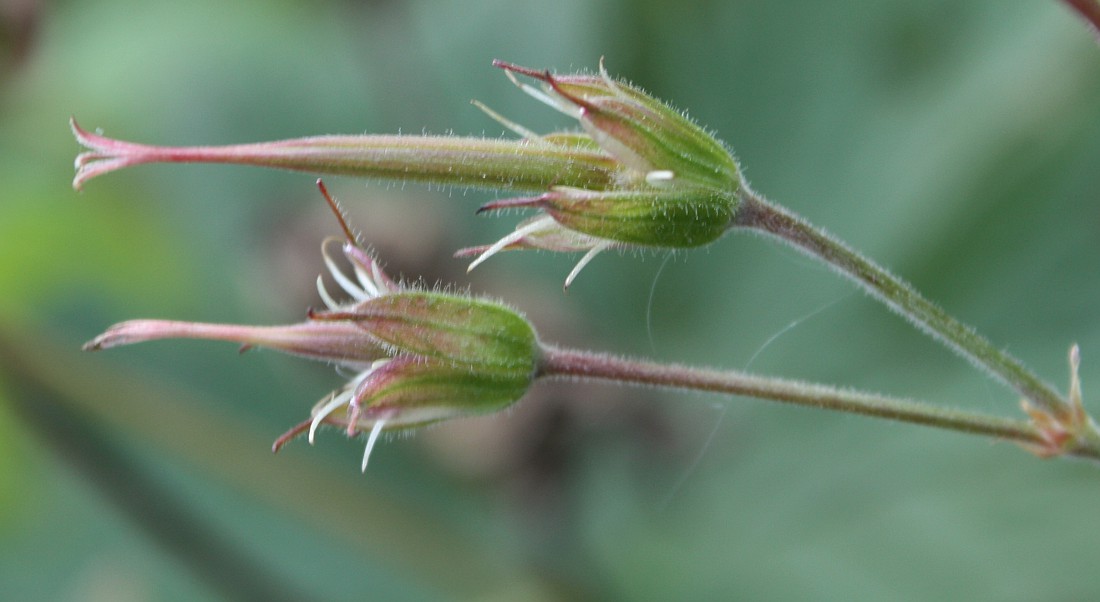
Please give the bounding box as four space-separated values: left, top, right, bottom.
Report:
85 182 539 471
72 59 745 288
462 61 743 287
309 357 533 432
495 61 741 192
478 186 733 249
315 292 537 376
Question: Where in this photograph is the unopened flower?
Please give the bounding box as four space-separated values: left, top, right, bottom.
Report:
457 62 740 287
85 182 539 471
1020 344 1100 458
72 60 742 287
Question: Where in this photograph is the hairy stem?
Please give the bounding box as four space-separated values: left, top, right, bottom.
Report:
70 118 619 192
731 187 1069 419
537 345 1100 462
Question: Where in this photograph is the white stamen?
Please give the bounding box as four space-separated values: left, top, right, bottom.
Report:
308 365 382 445
503 69 580 119
352 263 381 298
370 262 391 295
467 215 558 273
309 391 351 445
317 275 340 310
361 419 386 473
564 241 610 290
323 248 369 301
472 99 545 142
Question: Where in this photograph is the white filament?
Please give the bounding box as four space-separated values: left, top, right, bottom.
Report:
503 69 580 119
471 99 544 142
467 215 558 273
309 390 352 445
361 419 387 473
323 249 370 302
564 241 610 290
308 363 384 444
316 276 340 310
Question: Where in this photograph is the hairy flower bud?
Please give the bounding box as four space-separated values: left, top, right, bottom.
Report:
478 186 733 248
463 61 742 286
314 292 537 375
72 59 744 287
85 182 539 471
494 61 740 192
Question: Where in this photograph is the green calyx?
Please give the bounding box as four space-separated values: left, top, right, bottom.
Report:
495 61 742 250
540 186 736 248
336 291 538 377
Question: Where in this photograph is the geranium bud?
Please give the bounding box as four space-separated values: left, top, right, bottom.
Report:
494 60 741 192
72 59 745 287
311 292 537 375
464 61 743 285
85 181 539 471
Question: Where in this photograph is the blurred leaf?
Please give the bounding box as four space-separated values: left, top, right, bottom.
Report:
0 381 34 534
0 184 194 319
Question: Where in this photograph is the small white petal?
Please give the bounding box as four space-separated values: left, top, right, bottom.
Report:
467 215 558 273
564 241 610 290
472 99 544 142
503 69 580 119
352 263 381 298
370 262 392 295
323 243 369 301
361 418 386 473
317 275 340 310
309 391 351 445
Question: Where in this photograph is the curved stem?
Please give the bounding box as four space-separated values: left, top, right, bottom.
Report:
1062 0 1100 41
537 345 1100 462
731 187 1069 418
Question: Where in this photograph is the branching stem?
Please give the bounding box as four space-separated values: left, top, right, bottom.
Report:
732 187 1069 418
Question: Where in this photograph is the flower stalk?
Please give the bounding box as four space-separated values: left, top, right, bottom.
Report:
731 187 1072 419
729 186 1100 455
536 345 1100 463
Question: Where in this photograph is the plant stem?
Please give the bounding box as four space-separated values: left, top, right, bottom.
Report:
537 345 1100 461
1062 0 1100 40
731 186 1069 418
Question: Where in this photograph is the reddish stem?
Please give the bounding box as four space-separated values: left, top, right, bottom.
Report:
1063 0 1100 40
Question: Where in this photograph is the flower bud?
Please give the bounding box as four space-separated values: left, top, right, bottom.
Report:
85 181 539 471
477 186 733 249
72 59 745 287
494 61 740 192
462 61 743 286
313 292 537 375
310 356 533 432
1020 344 1099 458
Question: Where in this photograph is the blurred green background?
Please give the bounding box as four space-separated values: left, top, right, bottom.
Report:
3 0 1100 600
